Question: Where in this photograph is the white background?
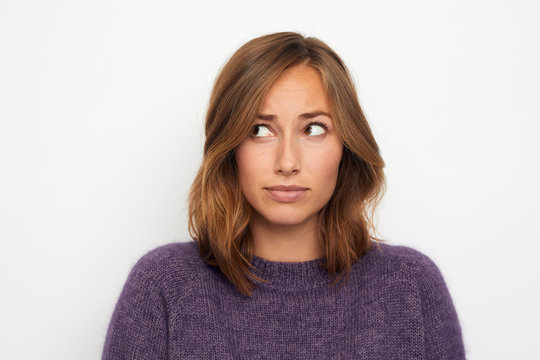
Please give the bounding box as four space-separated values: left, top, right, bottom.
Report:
1 0 539 359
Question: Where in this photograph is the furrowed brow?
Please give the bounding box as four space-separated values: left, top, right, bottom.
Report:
299 111 332 120
256 111 331 121
256 114 276 121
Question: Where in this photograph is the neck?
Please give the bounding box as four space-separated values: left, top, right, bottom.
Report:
249 214 323 262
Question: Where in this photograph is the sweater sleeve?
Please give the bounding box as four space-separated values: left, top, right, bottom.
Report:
101 256 169 360
410 253 466 360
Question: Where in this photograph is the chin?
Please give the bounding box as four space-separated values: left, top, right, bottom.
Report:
261 212 317 228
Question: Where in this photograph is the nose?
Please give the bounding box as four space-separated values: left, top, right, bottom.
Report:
274 136 300 176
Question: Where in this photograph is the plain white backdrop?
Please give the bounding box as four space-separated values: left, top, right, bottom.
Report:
1 0 539 359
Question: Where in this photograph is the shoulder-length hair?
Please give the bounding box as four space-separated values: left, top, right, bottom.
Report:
188 32 385 297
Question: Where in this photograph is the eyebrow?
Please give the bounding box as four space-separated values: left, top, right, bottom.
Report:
256 110 332 121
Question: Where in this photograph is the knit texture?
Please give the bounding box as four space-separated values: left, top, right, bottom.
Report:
102 240 466 359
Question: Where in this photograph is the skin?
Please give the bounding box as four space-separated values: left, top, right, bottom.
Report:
234 64 343 262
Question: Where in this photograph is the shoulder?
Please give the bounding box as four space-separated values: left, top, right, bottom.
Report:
103 242 203 358
361 241 448 290
357 241 459 322
133 240 201 270
367 241 438 267
125 240 205 293
363 243 465 356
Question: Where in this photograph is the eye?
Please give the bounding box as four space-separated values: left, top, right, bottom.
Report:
250 124 273 137
304 122 328 136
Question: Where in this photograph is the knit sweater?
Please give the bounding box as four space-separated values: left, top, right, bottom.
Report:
102 240 466 359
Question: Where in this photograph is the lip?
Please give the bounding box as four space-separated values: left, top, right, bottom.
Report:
265 185 308 191
264 185 309 203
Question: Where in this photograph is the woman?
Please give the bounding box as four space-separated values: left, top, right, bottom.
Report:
102 32 466 359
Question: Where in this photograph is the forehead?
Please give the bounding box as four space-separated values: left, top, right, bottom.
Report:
259 65 330 114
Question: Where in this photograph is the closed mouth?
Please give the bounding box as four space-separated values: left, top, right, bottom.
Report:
263 186 309 203
264 185 309 191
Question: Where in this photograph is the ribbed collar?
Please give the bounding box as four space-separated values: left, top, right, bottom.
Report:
248 254 332 292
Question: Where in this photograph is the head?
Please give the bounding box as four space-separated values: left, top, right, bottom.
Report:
188 32 385 297
234 63 344 240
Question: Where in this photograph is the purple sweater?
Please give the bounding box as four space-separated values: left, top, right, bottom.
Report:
102 240 466 359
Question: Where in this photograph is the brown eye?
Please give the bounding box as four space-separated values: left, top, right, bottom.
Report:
304 123 327 136
251 124 272 137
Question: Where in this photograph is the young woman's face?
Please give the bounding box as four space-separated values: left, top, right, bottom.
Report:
235 64 343 230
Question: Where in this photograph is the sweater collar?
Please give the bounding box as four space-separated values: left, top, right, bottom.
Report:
248 254 332 292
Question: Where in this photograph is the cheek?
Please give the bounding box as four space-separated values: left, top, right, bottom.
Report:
235 144 250 189
235 143 266 192
308 143 343 178
307 143 343 201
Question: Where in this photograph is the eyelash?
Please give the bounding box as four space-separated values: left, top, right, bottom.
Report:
251 121 329 137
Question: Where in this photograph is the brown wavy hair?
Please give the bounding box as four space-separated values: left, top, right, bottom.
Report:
188 32 385 297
